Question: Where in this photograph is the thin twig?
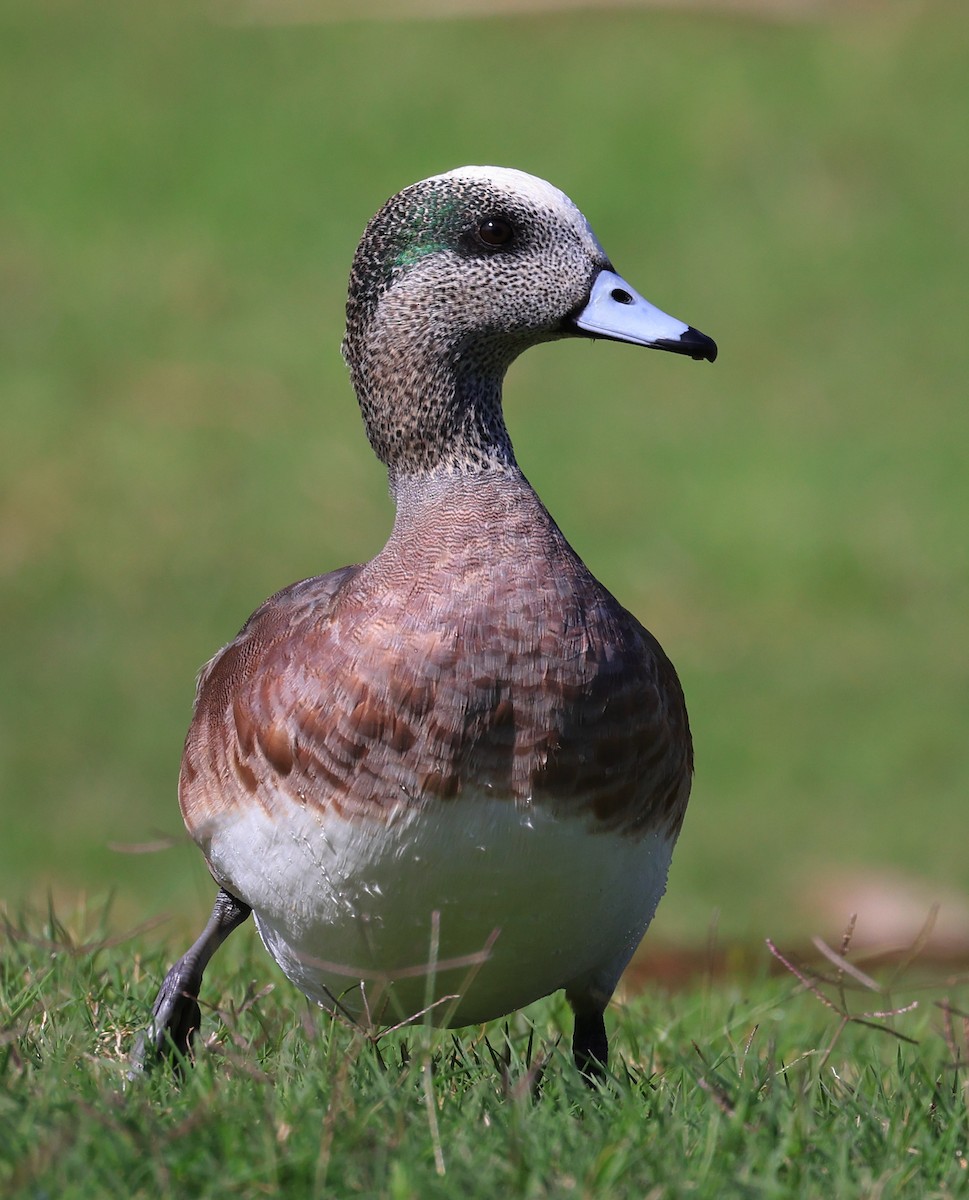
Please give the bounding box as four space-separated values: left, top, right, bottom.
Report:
811 936 881 991
766 939 840 1011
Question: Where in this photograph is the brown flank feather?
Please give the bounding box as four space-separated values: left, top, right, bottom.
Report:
180 477 691 848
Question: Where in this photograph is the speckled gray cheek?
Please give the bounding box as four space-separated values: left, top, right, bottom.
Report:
342 173 602 479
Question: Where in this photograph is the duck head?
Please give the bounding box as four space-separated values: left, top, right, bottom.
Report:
342 166 716 480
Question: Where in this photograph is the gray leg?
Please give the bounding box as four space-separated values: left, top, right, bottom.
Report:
571 1008 609 1082
130 887 252 1075
565 969 619 1083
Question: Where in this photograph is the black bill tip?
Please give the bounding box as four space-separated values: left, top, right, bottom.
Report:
652 326 718 363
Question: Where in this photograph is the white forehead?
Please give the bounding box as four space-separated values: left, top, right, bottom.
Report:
427 165 605 253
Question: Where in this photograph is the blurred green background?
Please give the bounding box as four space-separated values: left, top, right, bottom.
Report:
2 0 966 948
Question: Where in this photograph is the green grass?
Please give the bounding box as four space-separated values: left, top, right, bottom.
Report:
3 903 968 1198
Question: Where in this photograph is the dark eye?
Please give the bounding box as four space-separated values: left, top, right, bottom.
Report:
476 216 515 249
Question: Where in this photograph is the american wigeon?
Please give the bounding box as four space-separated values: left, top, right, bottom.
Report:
134 166 716 1080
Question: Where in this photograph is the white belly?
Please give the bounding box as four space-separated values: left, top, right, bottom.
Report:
204 792 674 1028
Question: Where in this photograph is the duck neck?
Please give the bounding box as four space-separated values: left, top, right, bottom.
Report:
344 303 520 482
387 464 564 564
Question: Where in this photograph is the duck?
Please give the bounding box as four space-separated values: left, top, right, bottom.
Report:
134 166 716 1080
